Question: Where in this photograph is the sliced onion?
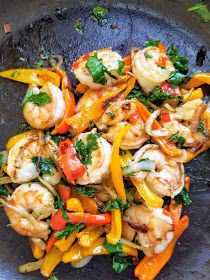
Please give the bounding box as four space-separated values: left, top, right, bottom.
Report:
122 160 155 176
71 256 93 268
19 259 44 273
191 103 207 132
121 238 144 251
145 110 168 137
38 176 58 197
0 176 12 185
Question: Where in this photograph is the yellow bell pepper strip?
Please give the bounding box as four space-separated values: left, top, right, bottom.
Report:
29 239 44 260
185 72 210 89
0 69 60 87
134 215 189 280
71 189 98 214
77 226 104 248
185 141 210 163
122 244 138 257
6 131 31 150
111 124 131 201
131 179 164 208
136 100 182 157
106 209 122 245
54 230 78 252
120 150 133 167
62 242 84 263
182 88 203 103
66 198 84 213
82 237 109 257
40 246 63 277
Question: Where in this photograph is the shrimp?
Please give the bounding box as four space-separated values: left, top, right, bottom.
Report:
7 130 61 185
123 205 174 256
4 183 54 240
72 48 123 89
132 46 175 93
132 144 184 197
75 131 112 185
174 99 203 121
23 82 65 130
96 99 149 149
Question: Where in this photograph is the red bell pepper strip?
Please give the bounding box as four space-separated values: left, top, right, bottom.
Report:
51 210 111 231
57 185 71 202
157 41 166 52
52 68 76 134
161 112 171 123
58 139 86 185
160 81 180 96
46 231 57 254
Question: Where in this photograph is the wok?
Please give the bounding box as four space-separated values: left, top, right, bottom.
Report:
0 0 209 279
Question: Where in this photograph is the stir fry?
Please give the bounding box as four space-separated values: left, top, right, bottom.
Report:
0 40 209 279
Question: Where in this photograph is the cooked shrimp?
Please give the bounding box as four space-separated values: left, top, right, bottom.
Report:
96 99 149 149
72 48 123 89
132 144 184 197
123 205 174 256
7 130 61 185
132 46 175 93
174 99 203 121
75 131 112 185
4 183 54 240
23 82 65 130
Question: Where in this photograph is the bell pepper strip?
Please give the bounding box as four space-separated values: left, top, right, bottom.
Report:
183 88 203 103
106 209 122 245
29 239 44 260
0 69 60 87
54 230 78 252
77 226 104 248
71 189 98 214
136 100 182 157
123 55 132 73
51 210 111 231
58 139 86 185
6 131 31 150
157 41 166 52
82 237 109 257
76 83 89 94
134 215 189 280
169 201 182 227
160 81 180 96
120 150 133 167
185 141 210 163
160 112 171 124
66 198 84 213
57 185 71 202
62 242 84 263
51 68 76 134
122 244 138 257
185 72 210 89
157 56 167 68
40 246 63 277
131 179 164 208
184 176 191 190
46 231 57 254
111 124 131 201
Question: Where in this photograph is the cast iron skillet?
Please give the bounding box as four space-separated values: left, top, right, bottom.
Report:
0 0 209 279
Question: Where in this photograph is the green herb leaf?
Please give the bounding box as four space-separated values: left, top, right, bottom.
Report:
175 187 191 206
54 196 65 209
112 255 132 273
198 120 209 136
188 3 210 22
144 39 160 47
55 222 84 239
48 274 58 280
36 59 44 68
74 20 83 34
169 70 186 87
0 186 9 197
117 60 125 75
167 44 189 73
21 88 52 108
18 123 31 133
75 133 101 166
0 151 7 169
102 196 129 212
177 136 186 148
169 132 179 141
169 131 186 148
61 209 69 221
32 156 56 175
103 240 122 254
106 112 115 120
144 52 153 58
149 86 183 103
75 186 96 197
92 6 108 27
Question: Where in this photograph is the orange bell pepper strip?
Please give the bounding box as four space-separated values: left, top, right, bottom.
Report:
182 88 203 103
71 189 98 214
134 215 189 280
29 239 44 260
169 200 182 227
123 55 132 73
40 246 63 277
76 83 89 94
185 73 210 89
184 176 191 190
51 210 111 231
106 209 122 245
51 68 76 134
57 185 71 202
66 198 84 213
46 231 57 254
111 124 131 201
136 101 182 157
0 69 60 87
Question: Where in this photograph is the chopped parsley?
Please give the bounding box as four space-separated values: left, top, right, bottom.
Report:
32 156 56 175
21 88 52 108
48 275 58 280
144 52 153 58
75 186 96 197
112 255 132 273
175 187 191 206
188 2 210 22
149 86 183 104
92 6 109 27
107 112 115 119
0 186 9 197
197 120 209 137
169 70 186 87
55 222 84 239
74 18 83 34
169 132 186 148
144 39 160 47
54 196 65 209
103 240 122 254
167 44 189 73
102 196 129 212
75 132 101 167
117 60 125 75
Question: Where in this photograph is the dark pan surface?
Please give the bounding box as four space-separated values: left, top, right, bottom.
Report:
0 0 210 279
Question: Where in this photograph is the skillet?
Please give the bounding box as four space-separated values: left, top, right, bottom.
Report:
0 0 209 279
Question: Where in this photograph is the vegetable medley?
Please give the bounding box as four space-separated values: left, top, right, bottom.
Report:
0 39 209 279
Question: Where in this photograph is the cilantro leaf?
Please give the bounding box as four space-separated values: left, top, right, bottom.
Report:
169 70 186 87
92 6 108 26
175 187 191 206
169 132 186 148
21 88 51 108
48 275 58 280
144 39 160 47
54 196 64 209
75 186 96 197
188 3 210 22
117 60 125 75
102 196 129 212
55 222 84 239
112 255 132 273
149 86 183 103
144 52 153 58
106 112 115 119
0 186 9 197
103 240 122 254
75 133 101 166
167 44 189 73
74 20 83 34
198 120 209 136
32 156 56 175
